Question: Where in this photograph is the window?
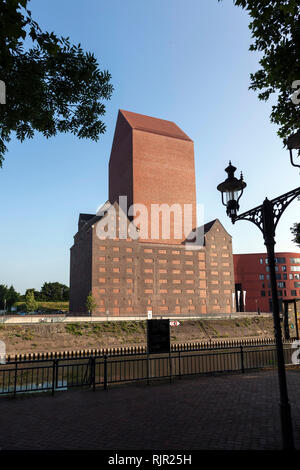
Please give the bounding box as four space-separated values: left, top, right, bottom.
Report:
290 258 300 264
278 290 283 297
278 282 285 288
262 283 265 288
259 274 264 280
259 258 263 264
277 257 286 264
291 290 297 296
282 265 287 272
295 274 300 280
291 266 300 272
275 266 279 272
294 282 300 288
276 274 281 280
266 266 270 272
289 274 293 280
261 290 266 297
283 273 287 280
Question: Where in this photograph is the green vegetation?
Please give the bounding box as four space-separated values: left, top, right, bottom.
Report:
22 283 69 302
0 284 20 310
220 0 300 142
64 321 145 338
291 223 300 248
65 323 84 336
0 0 113 166
12 327 34 341
15 301 69 312
86 292 97 315
25 290 38 313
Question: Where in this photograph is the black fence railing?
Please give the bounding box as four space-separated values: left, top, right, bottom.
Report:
6 336 291 363
0 343 297 397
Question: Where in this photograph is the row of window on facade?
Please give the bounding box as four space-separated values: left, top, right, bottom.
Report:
99 246 204 256
261 289 300 297
259 257 300 265
259 272 300 280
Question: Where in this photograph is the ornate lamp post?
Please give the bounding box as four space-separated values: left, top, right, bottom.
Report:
286 131 300 169
217 162 300 450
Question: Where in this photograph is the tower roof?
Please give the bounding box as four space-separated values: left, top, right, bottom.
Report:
119 109 193 142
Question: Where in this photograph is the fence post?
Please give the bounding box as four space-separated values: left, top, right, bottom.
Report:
178 350 181 379
240 346 245 374
52 359 58 396
13 362 18 398
169 351 172 383
91 357 96 392
104 355 108 390
147 353 150 386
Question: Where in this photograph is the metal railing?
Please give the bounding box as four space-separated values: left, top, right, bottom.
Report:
6 336 286 363
0 342 296 397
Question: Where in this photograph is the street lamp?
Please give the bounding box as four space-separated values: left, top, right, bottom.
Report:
286 131 300 169
217 161 246 221
217 162 300 450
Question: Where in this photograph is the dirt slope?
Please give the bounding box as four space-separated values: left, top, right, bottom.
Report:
0 317 275 355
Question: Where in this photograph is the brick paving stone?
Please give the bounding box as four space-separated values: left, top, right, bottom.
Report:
0 370 299 450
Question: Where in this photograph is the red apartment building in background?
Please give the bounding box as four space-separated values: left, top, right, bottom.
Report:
233 252 300 313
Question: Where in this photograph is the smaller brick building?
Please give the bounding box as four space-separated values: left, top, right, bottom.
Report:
233 252 300 313
70 209 235 316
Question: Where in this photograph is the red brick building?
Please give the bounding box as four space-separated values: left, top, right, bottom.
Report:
233 252 300 313
70 110 236 316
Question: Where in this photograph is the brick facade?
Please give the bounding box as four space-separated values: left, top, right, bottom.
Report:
109 110 197 245
233 252 300 313
70 110 236 316
70 213 235 316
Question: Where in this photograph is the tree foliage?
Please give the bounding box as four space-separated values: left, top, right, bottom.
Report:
25 289 37 312
0 0 113 166
39 282 69 301
0 284 20 310
86 291 97 314
220 0 300 143
291 222 300 247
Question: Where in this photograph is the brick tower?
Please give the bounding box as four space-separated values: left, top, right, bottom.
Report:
109 110 197 244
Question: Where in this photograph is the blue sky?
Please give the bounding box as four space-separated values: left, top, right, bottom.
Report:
1 0 299 294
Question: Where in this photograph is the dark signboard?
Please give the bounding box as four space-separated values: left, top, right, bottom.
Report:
147 319 170 354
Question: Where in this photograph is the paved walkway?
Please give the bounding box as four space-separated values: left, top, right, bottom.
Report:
0 370 300 450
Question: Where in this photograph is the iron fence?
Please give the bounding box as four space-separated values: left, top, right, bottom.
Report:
6 336 290 363
0 343 297 397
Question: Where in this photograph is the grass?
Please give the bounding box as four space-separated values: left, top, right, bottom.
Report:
64 321 146 337
15 301 69 312
65 323 84 336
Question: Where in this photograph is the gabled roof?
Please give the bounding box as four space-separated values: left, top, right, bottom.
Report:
197 218 232 238
202 219 217 234
78 213 95 231
119 109 193 142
